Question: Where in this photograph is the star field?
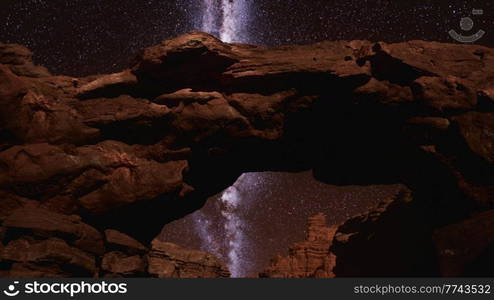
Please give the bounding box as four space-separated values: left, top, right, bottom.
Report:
1 0 493 277
1 0 493 76
161 172 402 277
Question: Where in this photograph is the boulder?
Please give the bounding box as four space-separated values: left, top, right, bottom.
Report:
353 78 414 106
154 89 223 107
411 76 477 112
101 251 146 275
451 112 494 165
0 191 39 222
131 31 239 89
0 66 98 145
1 237 96 276
6 263 70 278
75 95 170 144
169 97 249 143
104 229 147 254
76 70 138 99
147 239 230 278
0 142 188 215
3 207 104 255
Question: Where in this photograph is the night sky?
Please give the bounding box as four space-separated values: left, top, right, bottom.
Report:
1 0 493 277
0 0 493 76
161 172 402 277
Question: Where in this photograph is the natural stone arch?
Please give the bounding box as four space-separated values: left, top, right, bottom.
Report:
0 32 493 277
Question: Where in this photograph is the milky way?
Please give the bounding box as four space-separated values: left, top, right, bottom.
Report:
161 172 402 277
191 174 254 277
201 0 251 43
1 0 492 76
217 178 246 277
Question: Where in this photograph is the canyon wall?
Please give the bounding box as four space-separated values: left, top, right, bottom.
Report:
259 213 337 278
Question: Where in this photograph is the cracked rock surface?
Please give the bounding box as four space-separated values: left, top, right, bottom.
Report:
1 32 494 277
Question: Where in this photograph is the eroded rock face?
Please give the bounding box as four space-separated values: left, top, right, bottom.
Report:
2 238 96 277
147 240 230 278
0 211 225 278
76 70 138 99
260 187 433 278
104 229 148 254
433 210 494 277
100 229 148 277
1 32 494 277
101 251 146 276
331 187 436 276
1 207 102 277
3 207 105 255
0 43 51 78
260 213 337 278
0 142 188 216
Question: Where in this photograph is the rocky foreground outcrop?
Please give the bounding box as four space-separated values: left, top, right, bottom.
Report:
0 43 51 78
147 240 230 278
1 31 494 277
260 213 337 278
0 206 228 277
260 187 430 278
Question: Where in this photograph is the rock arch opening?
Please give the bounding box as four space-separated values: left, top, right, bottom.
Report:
160 171 404 277
1 32 493 278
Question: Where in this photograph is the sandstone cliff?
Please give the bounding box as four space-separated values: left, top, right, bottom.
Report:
260 213 337 278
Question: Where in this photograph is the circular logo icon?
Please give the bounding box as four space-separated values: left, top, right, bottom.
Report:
449 9 486 43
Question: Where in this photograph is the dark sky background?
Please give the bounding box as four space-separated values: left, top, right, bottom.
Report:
160 172 402 277
1 0 492 277
0 0 493 76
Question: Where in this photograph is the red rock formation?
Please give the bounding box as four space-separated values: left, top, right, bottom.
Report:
147 239 230 278
100 229 149 277
433 210 494 277
1 32 494 277
260 213 337 278
0 206 228 278
330 187 436 276
0 207 103 277
0 43 51 78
